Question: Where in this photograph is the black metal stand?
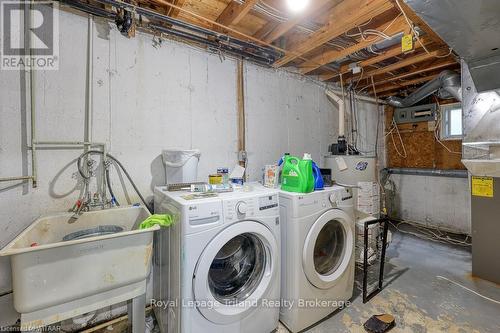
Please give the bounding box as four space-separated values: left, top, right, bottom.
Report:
362 217 390 304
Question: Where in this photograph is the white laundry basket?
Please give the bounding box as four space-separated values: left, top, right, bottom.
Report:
162 149 201 184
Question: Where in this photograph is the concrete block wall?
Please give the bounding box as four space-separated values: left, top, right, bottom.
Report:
0 10 383 323
386 174 471 234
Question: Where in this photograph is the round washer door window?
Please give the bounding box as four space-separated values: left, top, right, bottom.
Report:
314 221 345 276
303 209 354 289
193 221 278 324
208 233 266 304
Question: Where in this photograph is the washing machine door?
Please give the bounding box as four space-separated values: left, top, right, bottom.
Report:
302 209 353 289
193 220 278 324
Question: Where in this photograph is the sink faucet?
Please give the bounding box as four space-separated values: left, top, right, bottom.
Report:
70 192 115 221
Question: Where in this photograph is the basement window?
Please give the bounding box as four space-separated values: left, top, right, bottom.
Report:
440 103 463 140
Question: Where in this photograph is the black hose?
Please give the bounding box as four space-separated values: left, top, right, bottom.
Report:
77 150 152 213
105 168 120 206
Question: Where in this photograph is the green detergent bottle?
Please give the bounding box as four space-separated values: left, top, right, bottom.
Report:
281 153 314 193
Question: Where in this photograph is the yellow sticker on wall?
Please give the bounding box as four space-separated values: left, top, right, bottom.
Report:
471 176 494 197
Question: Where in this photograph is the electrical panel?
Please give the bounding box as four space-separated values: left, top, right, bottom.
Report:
394 103 437 124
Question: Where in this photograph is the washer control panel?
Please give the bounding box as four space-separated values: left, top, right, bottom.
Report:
236 201 248 214
259 194 278 211
223 194 278 222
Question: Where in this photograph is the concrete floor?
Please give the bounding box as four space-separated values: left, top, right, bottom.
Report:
279 228 500 333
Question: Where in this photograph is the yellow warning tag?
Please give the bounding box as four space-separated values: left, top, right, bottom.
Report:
401 34 414 53
472 176 494 197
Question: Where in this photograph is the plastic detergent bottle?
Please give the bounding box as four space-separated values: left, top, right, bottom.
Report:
277 153 290 166
281 154 314 193
277 153 290 185
312 160 324 190
301 153 315 193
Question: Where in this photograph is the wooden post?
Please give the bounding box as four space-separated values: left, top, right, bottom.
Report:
237 59 246 170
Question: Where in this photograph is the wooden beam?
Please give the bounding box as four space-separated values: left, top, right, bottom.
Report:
300 15 407 74
272 0 394 68
237 59 245 167
370 60 457 87
374 73 440 94
146 0 335 76
320 46 401 81
253 21 278 40
262 0 336 43
216 0 259 27
320 36 434 81
347 49 451 83
167 0 187 18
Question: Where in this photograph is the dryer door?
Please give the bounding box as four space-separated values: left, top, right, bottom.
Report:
302 209 354 289
193 220 278 324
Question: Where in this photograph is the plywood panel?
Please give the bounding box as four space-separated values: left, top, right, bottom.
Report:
435 139 463 169
385 106 465 170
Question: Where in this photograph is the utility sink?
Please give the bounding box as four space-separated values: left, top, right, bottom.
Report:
0 206 160 330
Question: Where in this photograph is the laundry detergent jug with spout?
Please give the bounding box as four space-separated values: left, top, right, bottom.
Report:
312 160 324 190
281 154 314 193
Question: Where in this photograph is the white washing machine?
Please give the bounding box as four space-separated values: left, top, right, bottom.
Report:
153 183 280 333
279 186 355 332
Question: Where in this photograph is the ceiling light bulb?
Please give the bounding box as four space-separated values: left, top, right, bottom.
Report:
286 0 309 13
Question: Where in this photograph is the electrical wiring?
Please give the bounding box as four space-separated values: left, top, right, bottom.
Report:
358 17 374 28
234 0 348 49
354 67 365 90
250 0 369 57
345 13 402 43
368 44 383 55
436 276 500 305
385 118 408 158
350 90 359 148
395 0 453 59
433 97 463 155
250 0 362 53
370 75 387 207
389 220 471 247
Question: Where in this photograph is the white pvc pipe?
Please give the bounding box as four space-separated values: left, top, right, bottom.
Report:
29 2 37 187
328 88 387 104
325 90 345 137
86 15 93 146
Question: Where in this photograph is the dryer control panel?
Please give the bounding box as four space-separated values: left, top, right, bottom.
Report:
223 194 278 222
329 187 353 208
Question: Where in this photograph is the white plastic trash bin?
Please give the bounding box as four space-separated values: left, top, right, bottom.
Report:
162 149 201 184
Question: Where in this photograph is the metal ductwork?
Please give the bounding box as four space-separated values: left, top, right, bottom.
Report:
404 0 500 93
386 70 462 107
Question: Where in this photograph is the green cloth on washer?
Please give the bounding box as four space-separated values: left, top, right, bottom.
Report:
139 214 174 229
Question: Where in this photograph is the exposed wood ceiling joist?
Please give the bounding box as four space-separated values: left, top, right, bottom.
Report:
216 0 259 27
299 15 408 75
368 59 458 87
319 36 433 82
75 0 459 98
166 0 186 18
272 0 395 68
253 20 278 40
374 73 440 94
347 49 453 83
261 0 336 43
